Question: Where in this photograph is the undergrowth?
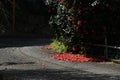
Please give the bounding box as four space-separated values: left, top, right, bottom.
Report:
50 39 68 53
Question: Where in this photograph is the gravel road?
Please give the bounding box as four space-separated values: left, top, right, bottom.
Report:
0 38 120 80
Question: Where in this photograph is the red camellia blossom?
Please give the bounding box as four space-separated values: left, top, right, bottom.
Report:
76 27 79 31
77 20 82 25
68 9 71 13
72 47 77 51
64 2 68 7
77 9 81 14
72 25 79 31
69 16 75 21
72 3 76 7
72 24 77 28
57 0 62 3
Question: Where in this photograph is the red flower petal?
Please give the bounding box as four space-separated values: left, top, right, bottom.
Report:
42 45 52 50
51 53 105 62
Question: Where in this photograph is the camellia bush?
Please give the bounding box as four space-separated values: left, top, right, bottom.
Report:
45 0 120 58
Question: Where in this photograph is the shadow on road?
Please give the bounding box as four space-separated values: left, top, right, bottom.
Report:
0 38 52 48
0 62 35 66
0 69 120 80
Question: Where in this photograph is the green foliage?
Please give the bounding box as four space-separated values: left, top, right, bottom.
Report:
50 39 68 53
46 0 120 59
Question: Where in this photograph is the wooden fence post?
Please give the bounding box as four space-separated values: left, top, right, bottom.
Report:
104 36 108 59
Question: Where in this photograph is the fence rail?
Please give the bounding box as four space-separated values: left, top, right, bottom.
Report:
85 43 120 50
85 41 120 59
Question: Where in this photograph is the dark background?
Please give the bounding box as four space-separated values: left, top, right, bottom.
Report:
0 0 53 38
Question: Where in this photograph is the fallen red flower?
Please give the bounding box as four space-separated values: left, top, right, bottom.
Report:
42 45 52 50
52 53 105 62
